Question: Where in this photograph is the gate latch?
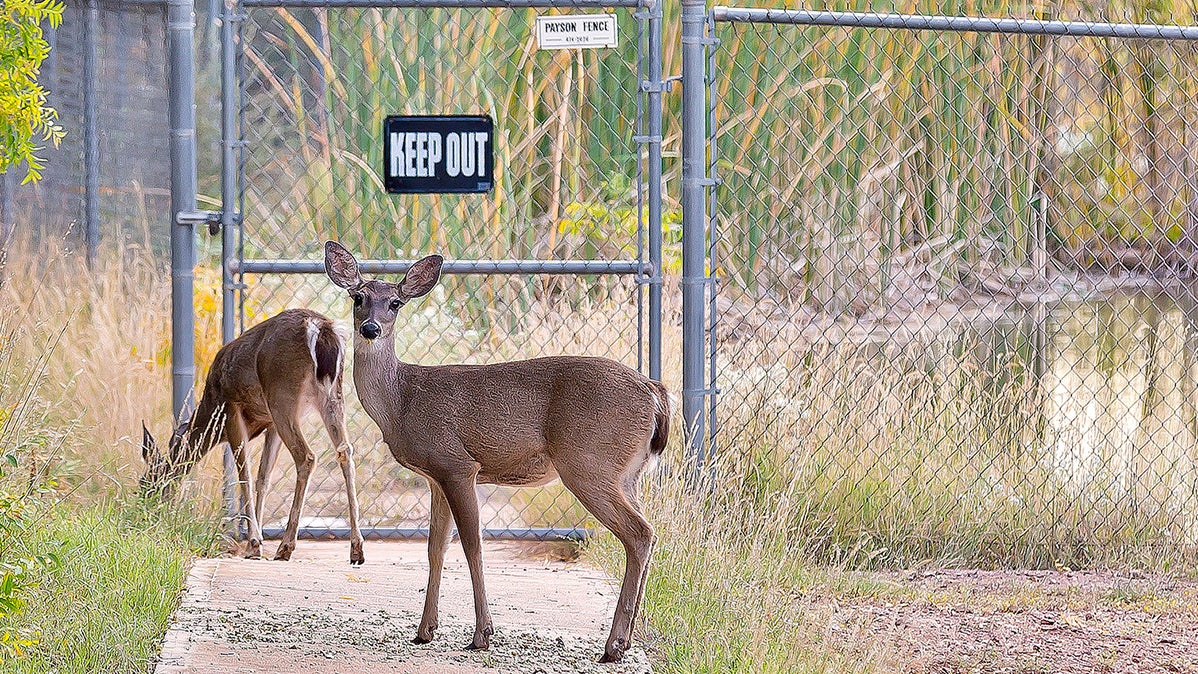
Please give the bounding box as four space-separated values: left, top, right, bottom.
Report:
643 75 682 94
176 210 224 235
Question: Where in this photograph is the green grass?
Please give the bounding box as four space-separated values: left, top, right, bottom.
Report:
588 488 903 673
0 500 220 674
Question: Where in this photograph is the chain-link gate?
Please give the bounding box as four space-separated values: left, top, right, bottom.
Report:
217 0 663 539
694 7 1198 566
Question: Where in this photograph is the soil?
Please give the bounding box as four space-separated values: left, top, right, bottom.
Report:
828 569 1198 673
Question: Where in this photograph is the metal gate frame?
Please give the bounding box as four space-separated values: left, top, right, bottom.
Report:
212 0 664 540
678 3 1198 481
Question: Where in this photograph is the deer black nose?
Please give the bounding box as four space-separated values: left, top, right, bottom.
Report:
360 322 381 340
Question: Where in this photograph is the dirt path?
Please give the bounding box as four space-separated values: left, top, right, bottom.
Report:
153 540 650 674
826 569 1198 673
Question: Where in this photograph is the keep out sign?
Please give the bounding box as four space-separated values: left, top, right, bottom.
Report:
383 115 494 193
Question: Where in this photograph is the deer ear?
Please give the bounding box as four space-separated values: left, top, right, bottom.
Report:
141 421 159 463
399 254 444 299
324 241 362 289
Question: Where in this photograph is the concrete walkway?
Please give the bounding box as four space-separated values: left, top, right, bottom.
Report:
154 541 651 674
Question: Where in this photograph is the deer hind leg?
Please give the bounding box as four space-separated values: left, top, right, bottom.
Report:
226 408 264 559
414 482 452 644
622 471 656 645
266 397 316 562
254 429 282 527
437 471 493 650
557 464 654 664
318 390 364 566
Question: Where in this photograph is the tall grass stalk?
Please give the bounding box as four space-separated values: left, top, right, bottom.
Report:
0 236 228 491
241 6 645 261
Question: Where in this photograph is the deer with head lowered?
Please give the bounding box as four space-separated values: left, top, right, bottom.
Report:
140 308 365 565
324 241 668 663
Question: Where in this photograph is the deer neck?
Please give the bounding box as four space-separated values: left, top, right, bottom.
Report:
169 395 224 480
352 334 410 430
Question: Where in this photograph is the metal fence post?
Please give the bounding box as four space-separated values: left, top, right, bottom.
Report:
220 1 237 348
646 0 663 382
681 0 709 475
83 0 100 266
219 0 240 524
168 0 198 421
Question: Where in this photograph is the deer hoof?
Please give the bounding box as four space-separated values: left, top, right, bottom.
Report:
245 540 262 559
465 625 493 650
599 638 628 663
413 622 437 644
349 540 364 566
274 542 295 561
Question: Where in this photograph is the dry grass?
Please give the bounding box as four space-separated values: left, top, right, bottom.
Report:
0 236 229 497
0 236 223 672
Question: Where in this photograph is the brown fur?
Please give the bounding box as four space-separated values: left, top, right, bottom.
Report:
140 308 365 565
324 241 669 663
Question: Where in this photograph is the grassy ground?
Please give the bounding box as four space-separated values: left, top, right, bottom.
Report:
588 407 1198 672
0 501 220 674
588 495 1198 673
588 482 898 674
0 238 224 672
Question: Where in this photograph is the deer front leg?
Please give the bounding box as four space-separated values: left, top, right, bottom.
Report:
415 482 453 644
439 475 492 650
227 411 264 559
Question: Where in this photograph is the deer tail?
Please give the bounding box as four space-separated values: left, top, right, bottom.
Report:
307 318 343 387
649 380 670 456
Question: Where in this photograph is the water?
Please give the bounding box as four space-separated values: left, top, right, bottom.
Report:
970 287 1198 510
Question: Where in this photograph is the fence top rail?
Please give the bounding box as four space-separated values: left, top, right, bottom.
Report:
243 0 648 8
234 258 648 275
710 7 1198 39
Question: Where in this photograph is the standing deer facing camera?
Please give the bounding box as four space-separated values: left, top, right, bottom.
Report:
324 241 667 663
140 308 365 565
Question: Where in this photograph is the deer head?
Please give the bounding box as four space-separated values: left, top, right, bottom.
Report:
139 409 224 497
139 419 192 496
323 241 443 342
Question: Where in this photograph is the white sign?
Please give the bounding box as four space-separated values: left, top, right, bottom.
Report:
535 14 618 50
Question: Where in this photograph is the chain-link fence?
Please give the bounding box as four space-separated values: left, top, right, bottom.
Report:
0 0 170 257
694 6 1198 566
15 0 1198 563
224 0 662 539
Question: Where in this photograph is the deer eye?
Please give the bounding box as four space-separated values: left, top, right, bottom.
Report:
389 298 402 311
351 293 363 307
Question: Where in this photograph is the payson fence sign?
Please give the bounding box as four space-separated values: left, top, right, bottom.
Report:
383 115 494 193
535 14 618 49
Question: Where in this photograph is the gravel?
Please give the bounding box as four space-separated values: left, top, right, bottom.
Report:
180 605 651 673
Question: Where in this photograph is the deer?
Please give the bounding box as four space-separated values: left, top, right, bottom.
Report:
140 308 365 566
323 240 668 663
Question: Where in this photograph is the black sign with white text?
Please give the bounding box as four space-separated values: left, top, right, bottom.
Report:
383 115 494 193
